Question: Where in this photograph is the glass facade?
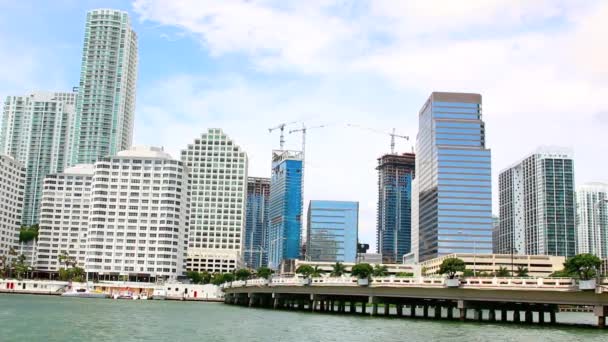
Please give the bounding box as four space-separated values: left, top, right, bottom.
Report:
268 150 303 269
376 153 415 263
417 92 492 262
70 9 138 165
307 200 358 263
244 177 270 268
498 149 576 257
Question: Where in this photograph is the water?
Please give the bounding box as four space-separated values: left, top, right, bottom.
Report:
0 294 606 342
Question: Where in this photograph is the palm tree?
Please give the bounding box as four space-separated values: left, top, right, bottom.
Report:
330 262 347 277
310 266 323 278
516 266 529 277
58 251 76 269
495 266 510 277
372 264 389 277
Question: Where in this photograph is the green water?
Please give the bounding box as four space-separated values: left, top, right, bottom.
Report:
0 294 606 342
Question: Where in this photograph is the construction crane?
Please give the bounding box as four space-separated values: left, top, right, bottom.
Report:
347 124 409 154
288 123 326 161
268 121 299 150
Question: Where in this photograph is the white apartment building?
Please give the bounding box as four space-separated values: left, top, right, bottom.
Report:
498 147 576 257
0 91 76 225
181 129 248 273
36 164 94 272
576 182 608 258
85 146 189 280
0 155 25 257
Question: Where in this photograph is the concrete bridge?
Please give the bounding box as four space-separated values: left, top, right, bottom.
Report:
222 276 608 328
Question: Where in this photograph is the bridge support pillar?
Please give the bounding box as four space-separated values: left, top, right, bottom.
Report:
473 309 481 321
594 305 607 328
488 309 496 322
248 294 255 307
396 304 403 316
361 302 366 315
513 310 520 323
447 307 453 320
410 305 416 317
350 301 356 314
525 310 533 324
273 297 280 310
457 300 467 321
550 310 556 324
501 309 507 322
320 300 325 311
538 310 545 324
434 306 441 319
384 303 390 316
423 305 429 318
369 296 378 316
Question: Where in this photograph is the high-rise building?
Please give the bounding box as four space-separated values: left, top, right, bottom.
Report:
69 9 138 166
417 92 493 262
497 148 575 257
376 153 415 264
576 182 608 258
306 200 358 263
0 155 25 257
411 177 419 263
36 164 94 272
1 91 76 225
244 177 270 269
84 146 189 280
268 150 303 269
181 129 248 273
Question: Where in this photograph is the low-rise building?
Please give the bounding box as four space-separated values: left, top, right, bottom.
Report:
420 253 565 278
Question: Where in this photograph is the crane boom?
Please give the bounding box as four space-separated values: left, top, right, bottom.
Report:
268 121 299 149
347 124 409 154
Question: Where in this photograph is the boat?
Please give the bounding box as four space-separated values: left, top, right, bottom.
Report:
61 288 109 299
140 293 149 300
152 288 167 300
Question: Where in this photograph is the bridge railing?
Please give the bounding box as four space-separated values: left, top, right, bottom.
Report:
269 277 309 286
310 277 358 286
461 277 576 289
371 276 445 287
245 278 269 287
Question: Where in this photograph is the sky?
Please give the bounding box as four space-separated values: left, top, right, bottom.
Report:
1 0 607 251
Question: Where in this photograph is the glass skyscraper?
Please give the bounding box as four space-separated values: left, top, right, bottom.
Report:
417 92 493 262
1 91 76 225
268 150 303 269
244 177 270 268
376 153 415 264
307 200 358 263
69 9 138 165
497 148 575 257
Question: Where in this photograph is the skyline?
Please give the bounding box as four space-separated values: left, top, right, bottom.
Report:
1 1 607 251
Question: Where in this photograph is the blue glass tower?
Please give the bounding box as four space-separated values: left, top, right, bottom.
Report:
417 92 492 262
268 150 303 269
307 200 359 263
244 177 270 268
376 153 415 264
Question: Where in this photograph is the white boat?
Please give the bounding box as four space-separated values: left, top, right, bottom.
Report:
61 288 109 299
152 288 167 300
140 294 149 300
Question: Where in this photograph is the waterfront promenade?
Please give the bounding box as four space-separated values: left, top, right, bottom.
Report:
223 276 608 328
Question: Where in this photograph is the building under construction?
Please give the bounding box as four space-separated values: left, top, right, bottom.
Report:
376 153 415 264
244 177 270 269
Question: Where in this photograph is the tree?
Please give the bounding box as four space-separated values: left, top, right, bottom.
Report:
462 269 475 277
330 262 347 277
549 269 573 278
58 251 76 269
256 267 273 280
0 255 8 278
200 271 212 284
235 268 252 281
71 267 85 282
310 266 323 277
564 253 602 280
296 265 314 277
211 273 225 285
372 264 389 277
222 273 235 283
19 224 39 243
495 266 510 277
516 266 529 277
186 271 203 284
351 263 373 279
13 254 29 280
438 257 466 279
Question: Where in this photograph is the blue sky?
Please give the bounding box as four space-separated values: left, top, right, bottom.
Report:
1 0 607 249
